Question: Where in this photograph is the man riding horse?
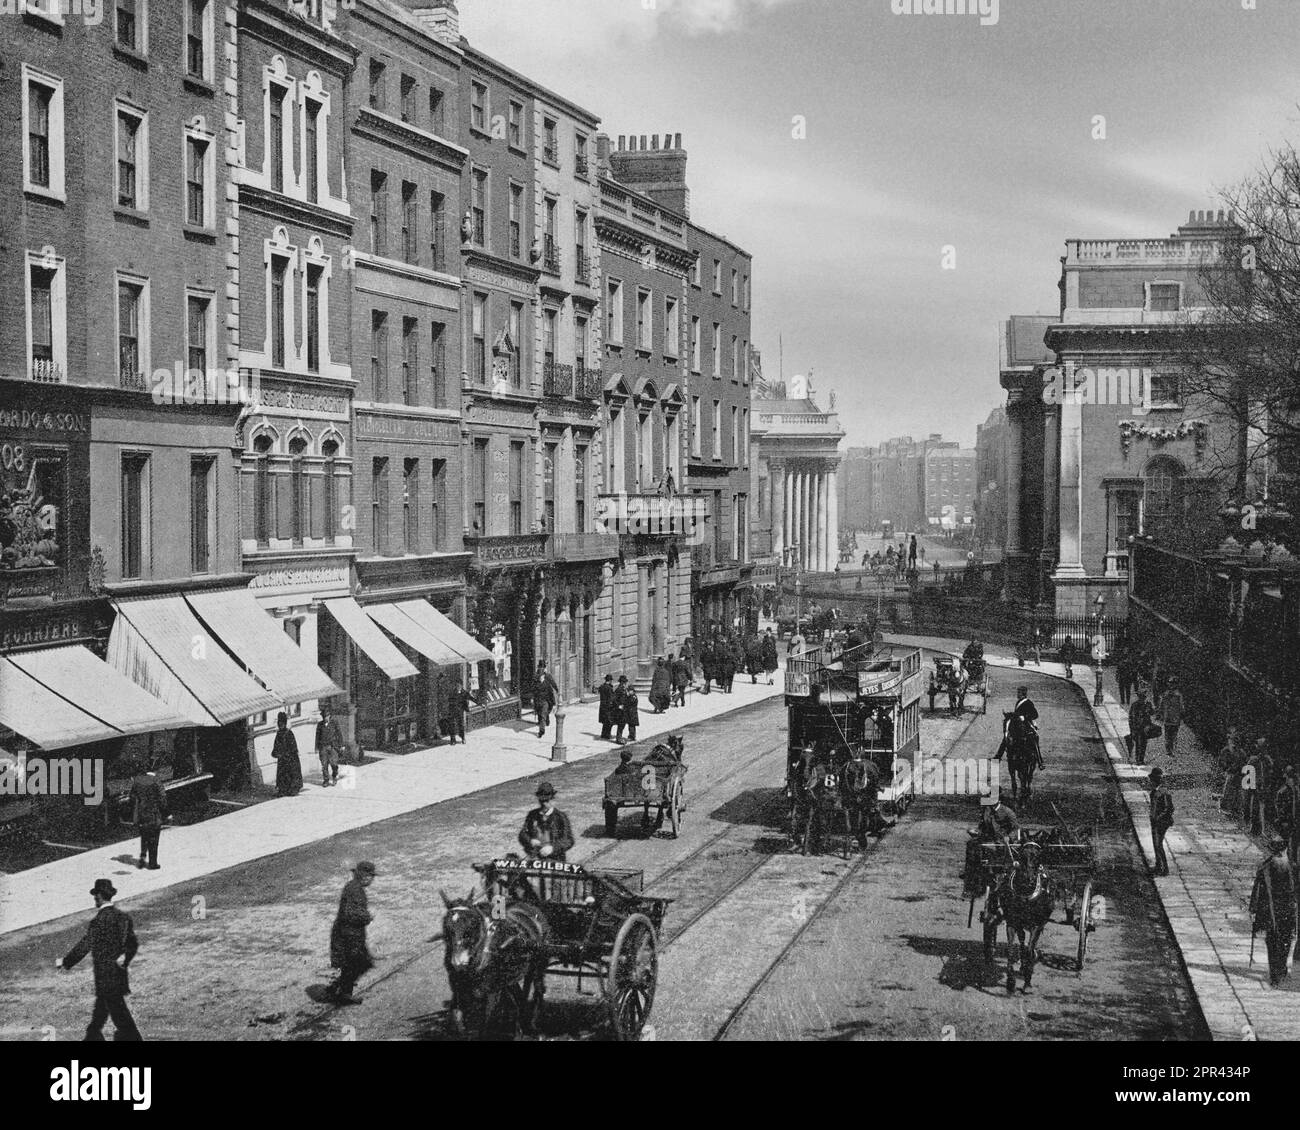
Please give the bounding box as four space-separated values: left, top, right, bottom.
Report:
996 686 1043 804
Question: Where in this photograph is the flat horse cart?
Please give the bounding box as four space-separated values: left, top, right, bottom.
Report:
603 735 687 838
467 857 672 1041
964 812 1098 978
962 657 993 716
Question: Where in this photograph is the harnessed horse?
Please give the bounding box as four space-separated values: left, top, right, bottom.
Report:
999 710 1041 806
983 841 1056 993
440 885 550 1039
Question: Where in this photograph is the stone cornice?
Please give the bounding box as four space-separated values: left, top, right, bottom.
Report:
238 184 354 238
240 1 358 72
354 106 468 172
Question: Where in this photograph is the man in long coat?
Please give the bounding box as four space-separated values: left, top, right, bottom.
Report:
1251 837 1296 986
670 652 690 707
761 628 779 684
272 712 303 796
597 674 616 741
328 861 377 1005
518 780 575 860
130 765 167 870
649 657 672 713
315 706 343 787
533 662 559 739
60 879 141 1040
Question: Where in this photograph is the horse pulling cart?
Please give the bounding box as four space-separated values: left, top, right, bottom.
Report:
963 811 1098 992
443 857 671 1041
603 735 687 838
927 655 992 716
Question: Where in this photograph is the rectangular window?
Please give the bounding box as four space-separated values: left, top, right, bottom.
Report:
186 294 209 374
254 441 272 545
636 289 652 351
575 133 589 178
186 135 208 225
430 190 447 271
575 446 587 531
472 439 488 534
371 311 389 401
1115 491 1139 545
304 100 320 203
403 458 419 551
1149 369 1181 405
270 257 288 368
544 197 558 272
430 459 447 550
429 87 446 136
29 256 64 381
472 294 487 384
743 275 751 311
712 259 722 294
509 183 523 259
691 257 701 288
121 454 149 580
690 316 701 372
430 321 447 408
664 296 679 357
712 323 722 377
400 74 415 123
607 279 624 344
543 442 557 532
470 81 487 132
731 406 739 463
305 265 322 373
402 316 418 406
191 455 213 573
732 335 740 381
289 438 307 545
741 408 749 465
116 0 139 50
322 443 337 543
691 396 702 458
542 308 557 369
118 281 143 388
268 83 286 192
712 401 721 459
575 316 588 373
186 0 209 80
731 268 739 306
370 170 387 256
116 107 144 210
543 118 558 164
28 81 52 190
471 168 487 246
512 302 526 386
369 59 386 112
1148 282 1181 312
371 457 389 555
508 100 523 148
509 441 524 535
575 208 589 282
401 181 418 263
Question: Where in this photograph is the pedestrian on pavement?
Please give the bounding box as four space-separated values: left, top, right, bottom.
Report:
1250 837 1296 986
1128 689 1154 766
1032 626 1042 666
919 544 926 565
699 640 715 694
1148 767 1174 877
327 861 376 1005
745 632 764 684
680 637 696 681
448 685 475 744
1116 648 1134 706
315 706 343 787
908 535 918 569
597 674 616 741
533 662 559 739
671 652 690 707
620 685 640 744
59 879 141 1041
613 675 630 742
649 656 672 713
129 763 167 870
1245 739 1273 836
1060 635 1076 679
518 780 575 861
761 628 779 685
272 712 303 797
1273 765 1299 860
1160 676 1185 759
717 638 737 694
1218 727 1245 815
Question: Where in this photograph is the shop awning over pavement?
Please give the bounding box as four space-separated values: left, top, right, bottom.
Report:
108 595 283 726
365 602 463 666
0 658 125 751
322 598 419 680
394 600 493 664
186 589 341 705
5 645 191 747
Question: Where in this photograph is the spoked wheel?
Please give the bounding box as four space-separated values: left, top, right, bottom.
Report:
668 778 684 838
1076 879 1094 971
606 913 658 1041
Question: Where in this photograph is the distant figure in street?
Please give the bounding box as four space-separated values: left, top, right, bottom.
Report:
908 535 917 568
1160 676 1184 759
650 657 672 713
613 675 631 741
620 685 640 744
1245 739 1273 836
448 685 476 744
1148 767 1174 877
1273 765 1299 861
761 628 779 685
597 674 616 741
789 630 806 658
518 780 575 861
1059 635 1076 679
985 794 1022 846
315 706 343 787
919 544 926 565
1116 648 1135 706
272 712 303 797
533 662 559 739
130 764 167 870
745 633 764 684
717 637 737 694
327 861 376 1005
671 652 691 706
699 640 715 694
60 879 141 1041
1251 837 1296 986
1217 727 1245 816
1128 689 1154 766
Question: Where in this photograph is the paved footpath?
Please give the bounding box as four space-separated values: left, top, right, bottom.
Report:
0 675 783 938
889 632 1298 1041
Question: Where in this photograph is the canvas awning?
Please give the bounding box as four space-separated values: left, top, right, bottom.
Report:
365 602 462 666
323 597 419 680
0 658 124 751
108 595 283 726
392 600 492 664
186 589 341 705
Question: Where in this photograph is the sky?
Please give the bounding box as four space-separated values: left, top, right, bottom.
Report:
450 0 1300 450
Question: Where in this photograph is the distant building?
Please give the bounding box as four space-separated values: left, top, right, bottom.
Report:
924 445 977 530
975 405 1009 551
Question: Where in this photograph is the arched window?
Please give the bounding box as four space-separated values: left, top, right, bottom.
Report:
253 433 274 544
289 436 308 544
321 437 339 543
1143 456 1184 538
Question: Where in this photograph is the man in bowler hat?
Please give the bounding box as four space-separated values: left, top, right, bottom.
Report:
59 879 141 1041
518 781 575 861
328 861 377 1005
597 674 616 741
130 764 167 870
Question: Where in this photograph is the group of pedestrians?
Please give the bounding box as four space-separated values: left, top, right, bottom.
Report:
596 674 641 745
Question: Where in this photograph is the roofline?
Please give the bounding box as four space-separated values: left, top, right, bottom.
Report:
462 42 601 128
687 217 752 262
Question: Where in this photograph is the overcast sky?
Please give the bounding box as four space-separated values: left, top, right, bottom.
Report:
453 0 1300 449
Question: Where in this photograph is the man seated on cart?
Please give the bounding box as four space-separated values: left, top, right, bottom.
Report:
519 781 576 863
964 793 1022 896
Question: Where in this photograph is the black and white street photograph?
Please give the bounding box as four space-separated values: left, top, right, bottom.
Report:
0 0 1294 1099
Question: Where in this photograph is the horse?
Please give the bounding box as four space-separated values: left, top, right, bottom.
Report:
440 886 550 1040
983 842 1056 993
999 710 1040 806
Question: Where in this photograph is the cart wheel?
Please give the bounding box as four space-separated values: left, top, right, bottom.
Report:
606 913 658 1041
668 779 683 838
1076 879 1093 972
604 803 618 838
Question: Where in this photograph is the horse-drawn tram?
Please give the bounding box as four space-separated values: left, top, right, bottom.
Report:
442 857 670 1041
784 642 925 855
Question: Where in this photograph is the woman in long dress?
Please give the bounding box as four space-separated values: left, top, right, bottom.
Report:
272 712 303 796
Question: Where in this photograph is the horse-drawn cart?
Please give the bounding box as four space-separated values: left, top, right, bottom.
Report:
443 857 671 1041
928 656 992 715
963 814 1098 992
603 736 687 838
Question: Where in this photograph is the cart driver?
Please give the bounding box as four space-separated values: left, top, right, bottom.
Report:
518 781 576 862
983 793 1022 847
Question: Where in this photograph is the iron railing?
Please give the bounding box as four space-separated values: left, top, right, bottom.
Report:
543 361 575 398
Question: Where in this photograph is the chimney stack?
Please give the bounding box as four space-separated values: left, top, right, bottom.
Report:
408 0 460 46
606 130 690 218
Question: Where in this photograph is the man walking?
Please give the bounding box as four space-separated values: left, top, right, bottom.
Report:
1128 688 1154 766
613 675 631 743
533 662 559 739
315 706 343 787
328 861 377 1005
129 764 167 870
1148 767 1174 877
59 879 141 1041
448 684 475 744
1116 648 1134 706
1245 739 1272 836
597 674 616 741
1251 837 1296 986
1273 765 1298 860
518 780 575 861
1160 676 1184 759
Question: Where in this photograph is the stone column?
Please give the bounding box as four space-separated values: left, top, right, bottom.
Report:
771 462 786 563
791 470 802 570
1053 370 1087 613
803 472 813 571
1004 403 1023 555
827 468 838 570
815 472 826 572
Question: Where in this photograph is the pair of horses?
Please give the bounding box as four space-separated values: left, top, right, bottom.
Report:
790 748 887 856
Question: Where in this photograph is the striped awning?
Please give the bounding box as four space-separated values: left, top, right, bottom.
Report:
393 600 493 664
365 603 462 666
0 659 124 751
323 598 419 681
108 596 282 726
186 589 341 705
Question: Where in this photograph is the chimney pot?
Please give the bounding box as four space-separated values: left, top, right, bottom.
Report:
1188 211 1196 224
1218 209 1225 223
640 135 647 150
675 133 682 149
